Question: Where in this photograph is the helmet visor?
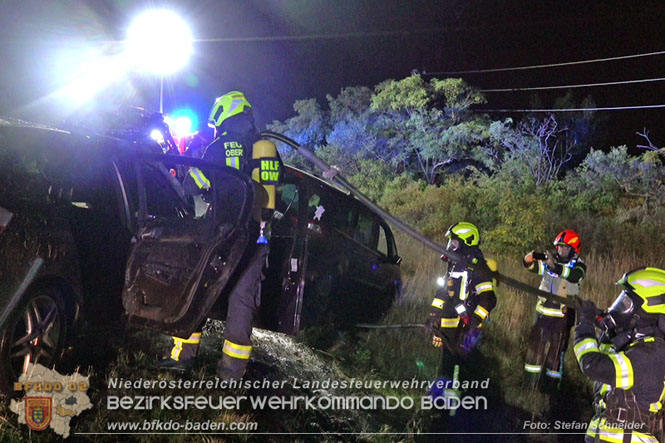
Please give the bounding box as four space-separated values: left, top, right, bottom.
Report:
446 238 460 251
607 290 635 330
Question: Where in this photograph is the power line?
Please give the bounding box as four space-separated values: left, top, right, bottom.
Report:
475 104 665 113
479 77 665 92
425 50 665 75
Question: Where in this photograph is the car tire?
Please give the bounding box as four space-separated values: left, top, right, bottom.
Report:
0 284 68 397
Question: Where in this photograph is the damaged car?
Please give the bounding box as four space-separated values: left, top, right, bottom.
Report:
0 118 401 394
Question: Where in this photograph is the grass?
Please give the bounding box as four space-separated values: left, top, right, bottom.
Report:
1 232 663 442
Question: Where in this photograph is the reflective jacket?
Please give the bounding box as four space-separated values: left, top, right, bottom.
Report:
524 254 586 317
429 247 497 331
574 319 665 442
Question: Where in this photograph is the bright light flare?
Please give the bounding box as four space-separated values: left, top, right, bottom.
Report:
165 108 198 138
150 129 165 143
126 9 193 74
436 277 445 287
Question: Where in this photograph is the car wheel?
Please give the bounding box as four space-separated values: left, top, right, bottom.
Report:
0 285 67 396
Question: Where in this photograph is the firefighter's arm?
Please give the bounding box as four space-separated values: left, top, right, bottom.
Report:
426 288 446 347
468 288 496 330
550 260 586 283
523 251 543 274
573 304 634 389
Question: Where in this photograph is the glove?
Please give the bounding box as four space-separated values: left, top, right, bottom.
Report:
461 328 482 354
578 299 599 324
523 251 536 265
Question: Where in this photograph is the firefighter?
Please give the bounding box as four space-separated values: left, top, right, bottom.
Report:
574 267 665 442
159 91 282 381
425 222 497 389
522 229 586 390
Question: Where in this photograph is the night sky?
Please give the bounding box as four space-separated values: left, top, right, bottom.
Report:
1 0 664 147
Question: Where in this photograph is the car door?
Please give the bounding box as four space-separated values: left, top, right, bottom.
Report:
121 154 254 338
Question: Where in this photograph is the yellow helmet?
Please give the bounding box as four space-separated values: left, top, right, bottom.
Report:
617 267 665 315
445 222 479 247
208 91 252 128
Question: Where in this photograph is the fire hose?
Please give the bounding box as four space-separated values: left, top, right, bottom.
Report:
261 130 581 310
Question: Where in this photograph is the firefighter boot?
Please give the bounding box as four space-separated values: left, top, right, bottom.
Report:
216 340 251 382
155 333 201 372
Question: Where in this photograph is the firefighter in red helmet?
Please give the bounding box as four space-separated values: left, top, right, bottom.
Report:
523 229 586 390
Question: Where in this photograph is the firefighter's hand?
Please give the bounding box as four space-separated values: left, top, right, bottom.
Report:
523 251 537 265
432 335 443 348
545 251 556 269
578 299 599 324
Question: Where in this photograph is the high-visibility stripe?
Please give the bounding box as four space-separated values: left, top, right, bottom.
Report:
440 317 460 328
222 340 252 360
538 261 546 275
632 431 659 443
591 419 659 443
189 168 211 189
650 380 665 412
608 353 634 389
574 338 600 361
431 298 444 309
536 303 566 317
474 305 489 320
475 282 494 294
460 273 468 300
524 363 542 374
226 157 240 170
598 421 623 443
561 266 571 278
586 417 600 439
170 333 202 361
545 369 562 379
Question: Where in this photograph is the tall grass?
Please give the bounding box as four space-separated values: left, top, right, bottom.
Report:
341 231 665 436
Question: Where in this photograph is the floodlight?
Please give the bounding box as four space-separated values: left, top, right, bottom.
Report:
126 9 193 75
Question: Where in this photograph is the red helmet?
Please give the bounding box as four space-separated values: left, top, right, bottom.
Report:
553 230 581 254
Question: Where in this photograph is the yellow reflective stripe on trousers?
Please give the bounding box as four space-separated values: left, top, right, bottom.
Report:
524 363 542 374
431 298 444 309
574 338 600 361
475 281 494 294
608 352 634 389
474 305 489 320
222 340 252 360
536 303 566 317
170 333 201 361
440 317 460 328
189 168 211 189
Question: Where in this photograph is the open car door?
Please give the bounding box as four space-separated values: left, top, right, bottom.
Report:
121 154 254 338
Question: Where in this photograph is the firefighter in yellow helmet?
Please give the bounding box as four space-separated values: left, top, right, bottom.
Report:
522 229 586 390
574 267 665 442
425 222 497 398
159 91 282 381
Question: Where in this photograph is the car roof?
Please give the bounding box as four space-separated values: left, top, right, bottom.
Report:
0 117 151 156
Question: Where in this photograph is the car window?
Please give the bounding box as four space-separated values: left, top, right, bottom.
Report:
139 163 191 220
356 210 379 250
377 225 389 256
